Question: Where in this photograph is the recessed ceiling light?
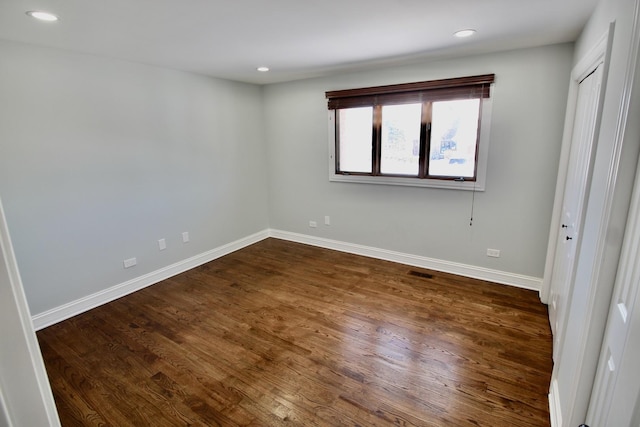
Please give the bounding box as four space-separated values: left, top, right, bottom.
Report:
257 66 270 72
26 11 59 22
454 29 476 38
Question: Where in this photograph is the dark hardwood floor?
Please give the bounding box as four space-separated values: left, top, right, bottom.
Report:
37 238 552 426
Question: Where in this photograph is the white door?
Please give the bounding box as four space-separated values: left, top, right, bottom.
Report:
586 153 640 427
548 64 604 360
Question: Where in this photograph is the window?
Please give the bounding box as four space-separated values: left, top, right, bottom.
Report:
326 74 495 190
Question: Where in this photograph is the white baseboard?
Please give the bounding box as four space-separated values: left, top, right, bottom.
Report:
549 379 563 427
32 230 270 330
268 229 543 292
32 228 543 330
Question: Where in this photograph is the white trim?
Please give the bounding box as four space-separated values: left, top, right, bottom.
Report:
549 379 563 427
32 227 542 331
327 93 494 192
541 28 612 304
574 32 613 83
587 2 640 423
0 199 60 426
569 9 640 423
269 229 542 291
32 230 270 330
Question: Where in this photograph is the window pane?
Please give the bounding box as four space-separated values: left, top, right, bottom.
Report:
380 103 421 176
429 99 480 178
337 107 373 173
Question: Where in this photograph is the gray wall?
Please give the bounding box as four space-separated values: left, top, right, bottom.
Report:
0 40 270 315
0 40 574 317
264 44 573 278
575 0 622 61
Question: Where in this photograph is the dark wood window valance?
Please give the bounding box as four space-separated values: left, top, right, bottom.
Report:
326 74 495 110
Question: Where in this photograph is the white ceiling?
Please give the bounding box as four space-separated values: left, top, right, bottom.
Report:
0 0 599 85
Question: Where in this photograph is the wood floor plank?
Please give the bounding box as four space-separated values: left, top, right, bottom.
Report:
38 238 552 426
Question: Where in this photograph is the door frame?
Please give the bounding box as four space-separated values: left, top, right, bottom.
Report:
548 62 605 364
587 131 640 426
587 3 640 424
548 0 640 423
545 27 614 427
0 197 60 426
541 28 613 305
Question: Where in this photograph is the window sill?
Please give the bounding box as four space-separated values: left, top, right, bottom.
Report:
329 173 485 191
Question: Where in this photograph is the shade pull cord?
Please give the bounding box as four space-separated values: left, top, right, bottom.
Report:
470 181 476 227
454 177 477 227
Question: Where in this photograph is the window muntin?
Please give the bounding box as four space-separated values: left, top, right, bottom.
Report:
326 74 494 188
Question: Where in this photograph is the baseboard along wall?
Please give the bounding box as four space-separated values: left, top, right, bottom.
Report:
270 229 542 291
549 379 563 427
31 230 269 330
32 229 543 330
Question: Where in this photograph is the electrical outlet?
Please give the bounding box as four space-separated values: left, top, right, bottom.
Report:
324 216 331 226
123 257 137 268
309 221 317 228
182 231 190 243
486 248 501 258
158 238 166 250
